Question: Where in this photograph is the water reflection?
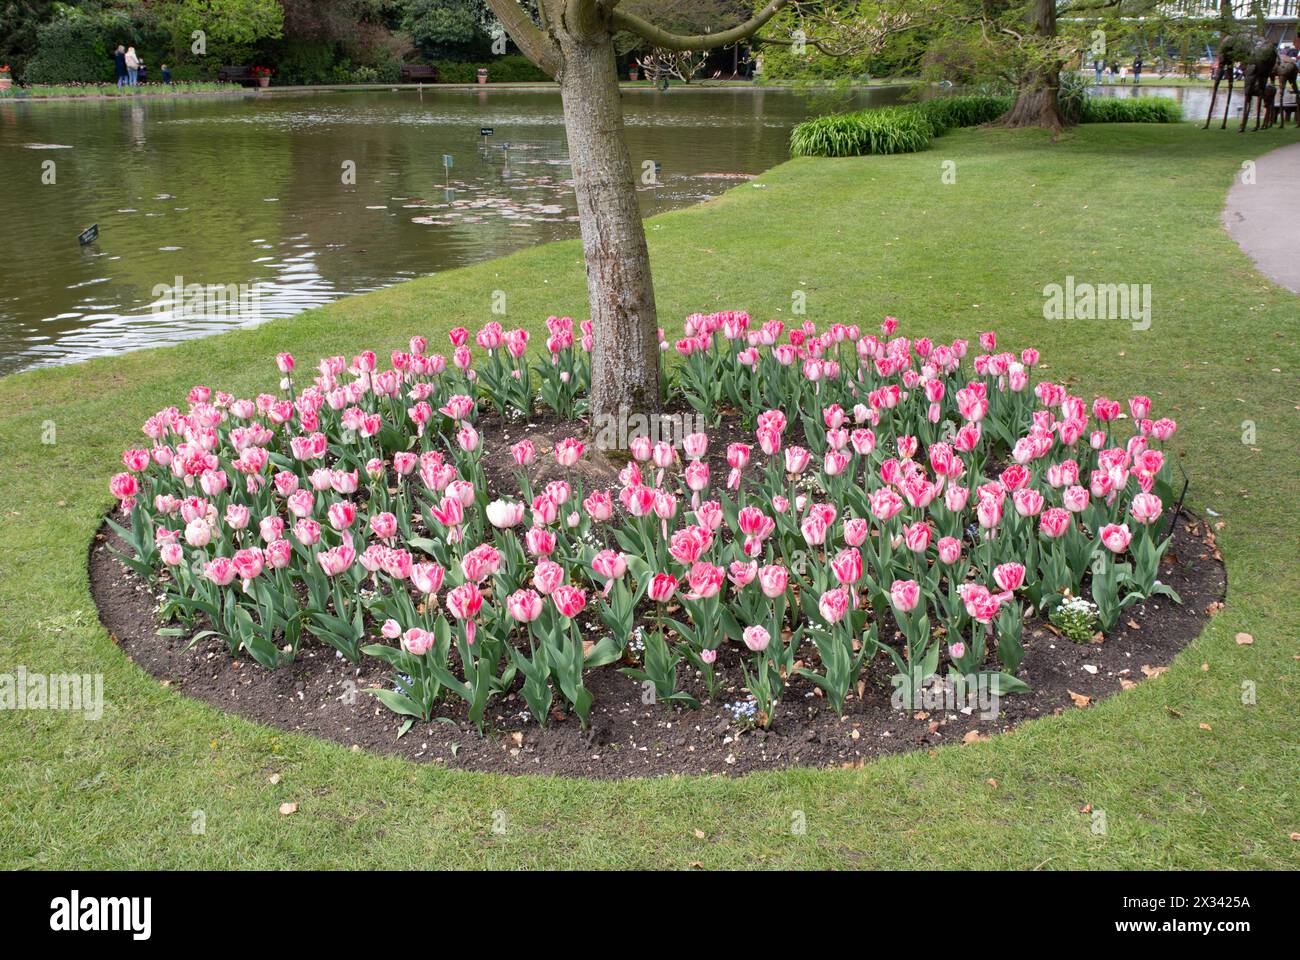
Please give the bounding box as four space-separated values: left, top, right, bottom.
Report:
0 86 905 375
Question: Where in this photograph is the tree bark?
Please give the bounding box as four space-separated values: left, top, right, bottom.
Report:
1001 0 1064 130
555 25 662 424
1002 74 1064 129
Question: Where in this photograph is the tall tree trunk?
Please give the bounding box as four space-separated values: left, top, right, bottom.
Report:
1002 0 1064 130
555 26 662 426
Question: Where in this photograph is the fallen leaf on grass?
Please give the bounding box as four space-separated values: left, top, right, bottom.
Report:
692 828 706 839
1290 833 1300 842
278 802 297 816
963 730 989 744
1198 723 1212 731
1165 706 1184 718
1068 690 1091 708
1141 664 1168 678
986 778 998 788
1235 632 1254 646
1119 679 1137 691
1080 804 1092 814
268 773 281 785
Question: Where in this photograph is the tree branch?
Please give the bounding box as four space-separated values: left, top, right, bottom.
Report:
611 0 791 51
484 0 561 75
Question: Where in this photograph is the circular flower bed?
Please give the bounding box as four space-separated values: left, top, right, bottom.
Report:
100 313 1219 773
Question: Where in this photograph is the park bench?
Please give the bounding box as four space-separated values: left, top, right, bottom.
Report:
400 65 439 84
217 66 259 87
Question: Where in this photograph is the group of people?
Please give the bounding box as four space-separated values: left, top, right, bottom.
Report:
113 46 171 87
1092 57 1144 85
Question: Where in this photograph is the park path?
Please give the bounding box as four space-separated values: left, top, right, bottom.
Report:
1223 141 1300 293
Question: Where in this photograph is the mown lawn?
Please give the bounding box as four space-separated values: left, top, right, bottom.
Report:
1 122 1296 869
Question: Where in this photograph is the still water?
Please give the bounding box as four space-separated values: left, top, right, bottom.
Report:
0 86 903 375
1090 81 1253 122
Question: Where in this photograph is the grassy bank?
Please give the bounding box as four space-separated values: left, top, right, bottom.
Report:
0 122 1296 869
0 81 238 101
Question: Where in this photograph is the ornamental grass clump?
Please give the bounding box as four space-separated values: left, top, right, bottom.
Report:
1081 96 1182 124
108 313 1184 734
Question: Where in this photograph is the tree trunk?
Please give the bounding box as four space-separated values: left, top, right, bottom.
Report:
1002 73 1064 130
1002 0 1064 130
556 28 662 426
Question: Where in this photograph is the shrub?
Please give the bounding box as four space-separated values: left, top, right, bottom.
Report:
915 94 1012 133
1081 96 1182 124
790 106 935 157
790 95 1008 158
24 18 113 85
429 55 550 83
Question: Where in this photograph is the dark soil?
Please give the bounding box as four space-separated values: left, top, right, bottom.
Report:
91 504 1226 780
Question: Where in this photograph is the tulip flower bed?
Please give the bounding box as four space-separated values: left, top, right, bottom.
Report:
98 313 1223 775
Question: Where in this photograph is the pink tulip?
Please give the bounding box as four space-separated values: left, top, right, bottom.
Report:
369 512 398 540
1100 522 1132 553
682 432 708 459
511 439 536 466
411 562 444 595
507 589 544 624
109 472 139 502
583 489 614 522
648 573 678 603
293 518 321 546
327 501 357 531
685 562 725 600
461 543 502 582
446 584 483 640
818 587 850 624
185 518 212 548
937 536 962 565
552 584 588 618
525 526 557 557
1039 507 1070 539
402 628 434 656
993 562 1026 593
1129 492 1163 525
554 437 585 466
232 548 264 581
831 547 863 585
889 579 921 613
592 549 628 584
758 564 788 599
743 625 771 652
317 542 356 577
527 559 563 595
903 521 932 554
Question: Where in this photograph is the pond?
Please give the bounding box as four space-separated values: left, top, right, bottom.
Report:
0 85 905 376
1090 82 1258 122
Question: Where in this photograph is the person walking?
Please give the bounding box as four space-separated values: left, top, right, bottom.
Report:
114 45 127 88
1094 58 1104 83
125 46 139 86
1133 54 1143 85
161 63 172 84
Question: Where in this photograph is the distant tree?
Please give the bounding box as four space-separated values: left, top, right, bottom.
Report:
0 0 57 80
402 0 487 60
151 0 284 61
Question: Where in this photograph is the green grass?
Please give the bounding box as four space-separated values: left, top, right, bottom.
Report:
0 81 233 100
1 122 1297 869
